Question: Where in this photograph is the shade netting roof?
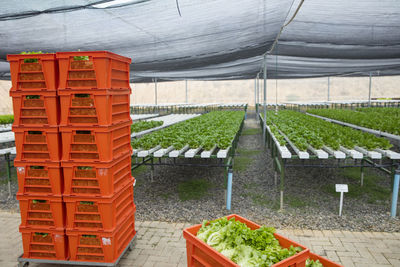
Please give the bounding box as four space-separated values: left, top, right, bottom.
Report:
0 0 399 82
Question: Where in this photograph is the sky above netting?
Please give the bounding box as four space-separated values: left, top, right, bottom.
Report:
0 0 399 82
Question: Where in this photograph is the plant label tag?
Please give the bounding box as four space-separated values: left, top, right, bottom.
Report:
335 184 348 193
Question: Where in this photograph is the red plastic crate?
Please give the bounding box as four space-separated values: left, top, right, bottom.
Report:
64 181 135 231
183 214 310 267
10 90 59 127
17 194 64 229
15 161 62 196
62 152 132 196
59 88 131 126
67 209 136 263
308 252 344 267
20 227 68 260
7 53 57 92
60 121 131 162
56 51 131 90
13 125 61 162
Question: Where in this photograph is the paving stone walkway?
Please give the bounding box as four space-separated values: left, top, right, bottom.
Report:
1 211 399 267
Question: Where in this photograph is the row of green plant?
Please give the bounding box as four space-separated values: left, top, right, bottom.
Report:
0 115 13 125
132 111 244 150
308 107 400 135
131 120 163 133
263 110 391 151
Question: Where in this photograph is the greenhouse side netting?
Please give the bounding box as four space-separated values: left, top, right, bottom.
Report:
0 0 399 81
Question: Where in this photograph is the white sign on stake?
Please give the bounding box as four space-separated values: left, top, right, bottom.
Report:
335 184 348 216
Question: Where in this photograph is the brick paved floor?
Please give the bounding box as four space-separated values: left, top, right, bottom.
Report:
1 211 399 267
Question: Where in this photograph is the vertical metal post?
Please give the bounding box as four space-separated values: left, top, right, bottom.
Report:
391 169 399 218
150 157 154 182
254 78 257 114
327 76 330 101
368 72 372 107
154 78 158 105
280 161 284 210
185 80 188 104
360 159 364 187
226 170 233 210
339 191 344 216
263 54 267 146
257 74 260 117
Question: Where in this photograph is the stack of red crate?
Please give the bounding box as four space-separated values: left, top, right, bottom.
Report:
56 51 136 263
7 53 67 260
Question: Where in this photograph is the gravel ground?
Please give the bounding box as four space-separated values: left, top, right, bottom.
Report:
1 112 399 232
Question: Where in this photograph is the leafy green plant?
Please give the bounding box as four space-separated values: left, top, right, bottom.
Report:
131 120 163 133
132 111 244 150
306 259 323 267
197 217 302 266
0 115 14 125
20 51 43 63
308 108 400 135
263 110 391 151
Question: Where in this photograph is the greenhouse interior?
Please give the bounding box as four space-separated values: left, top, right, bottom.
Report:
0 1 399 267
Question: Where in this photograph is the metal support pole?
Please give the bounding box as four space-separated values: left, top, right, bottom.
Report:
280 160 285 210
339 191 344 216
185 80 188 104
360 159 364 187
150 158 154 182
391 169 399 218
254 78 257 113
368 72 372 107
327 76 330 101
257 74 260 118
263 55 267 146
226 170 233 210
154 78 158 105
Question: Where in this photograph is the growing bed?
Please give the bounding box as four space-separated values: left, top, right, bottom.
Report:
258 109 400 217
131 111 246 210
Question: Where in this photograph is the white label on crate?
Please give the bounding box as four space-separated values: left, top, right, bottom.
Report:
102 237 111 245
55 234 62 241
98 169 107 176
335 184 348 193
17 167 25 174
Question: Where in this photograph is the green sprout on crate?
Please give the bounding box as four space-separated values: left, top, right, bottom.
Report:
20 51 43 63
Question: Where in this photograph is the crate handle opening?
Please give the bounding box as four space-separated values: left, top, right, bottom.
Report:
76 130 91 134
32 199 47 203
77 166 93 170
82 235 97 238
23 58 39 63
26 95 40 99
80 201 94 205
75 94 90 98
34 232 49 237
30 166 44 169
73 55 89 61
28 131 42 135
